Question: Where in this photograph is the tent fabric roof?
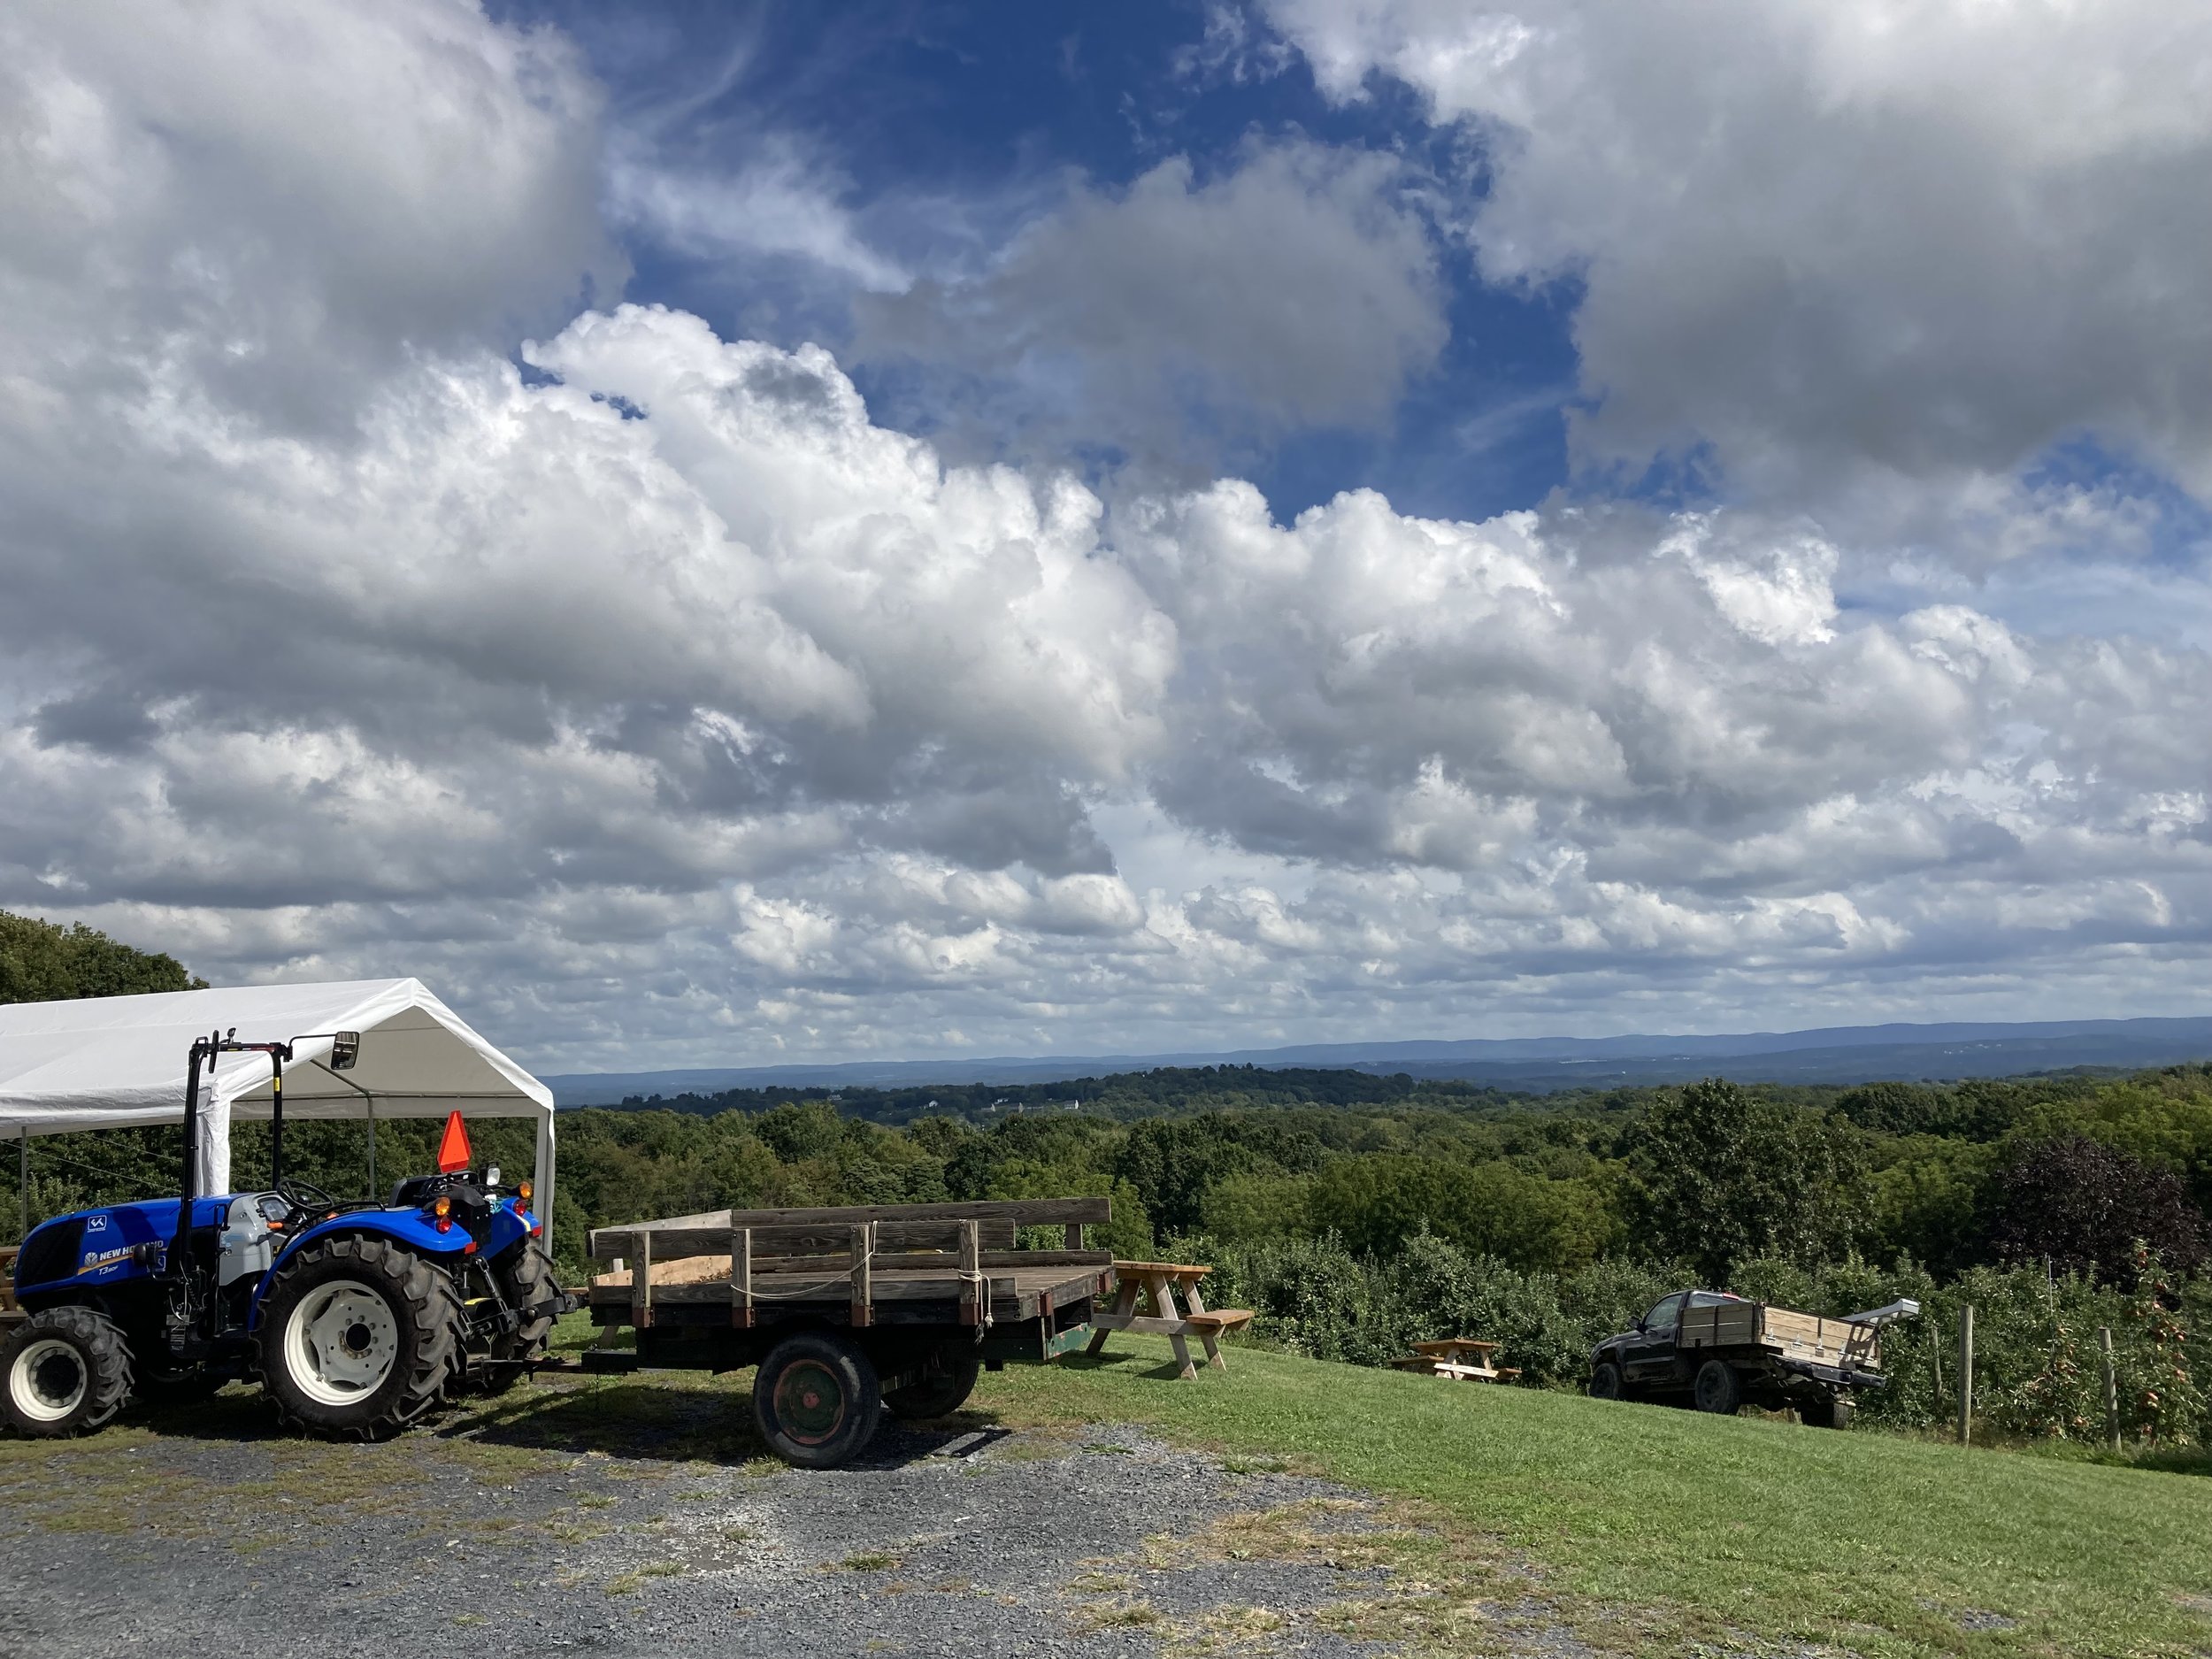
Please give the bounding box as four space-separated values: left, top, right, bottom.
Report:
0 979 552 1135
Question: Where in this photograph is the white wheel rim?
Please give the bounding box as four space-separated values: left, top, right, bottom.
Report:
10 1337 88 1423
284 1279 401 1406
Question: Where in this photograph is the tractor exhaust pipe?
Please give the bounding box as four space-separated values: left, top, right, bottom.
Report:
173 1036 208 1269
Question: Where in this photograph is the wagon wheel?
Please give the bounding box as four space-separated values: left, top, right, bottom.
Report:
752 1330 882 1469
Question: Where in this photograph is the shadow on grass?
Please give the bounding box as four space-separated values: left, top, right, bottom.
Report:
1052 1350 1192 1383
442 1375 1023 1472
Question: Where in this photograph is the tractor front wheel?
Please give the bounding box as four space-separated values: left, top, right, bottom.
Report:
752 1330 881 1469
0 1307 133 1438
255 1234 464 1439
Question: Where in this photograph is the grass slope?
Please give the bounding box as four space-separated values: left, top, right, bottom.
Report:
979 1335 2212 1657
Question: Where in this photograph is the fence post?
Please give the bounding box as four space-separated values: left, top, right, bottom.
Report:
1928 1313 1944 1412
1957 1303 1976 1446
2100 1325 2120 1452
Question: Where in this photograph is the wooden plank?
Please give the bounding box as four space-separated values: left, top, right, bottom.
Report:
1184 1310 1253 1330
959 1219 980 1328
592 1247 1110 1290
589 1197 1108 1256
1087 1313 1206 1338
590 1218 1027 1263
730 1227 751 1328
1107 1259 1212 1277
597 1274 1015 1309
1087 1275 1139 1356
851 1222 872 1328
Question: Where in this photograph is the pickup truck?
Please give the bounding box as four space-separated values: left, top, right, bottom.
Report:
1585 1289 1916 1428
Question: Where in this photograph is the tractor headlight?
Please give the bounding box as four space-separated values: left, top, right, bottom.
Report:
484 1165 502 1189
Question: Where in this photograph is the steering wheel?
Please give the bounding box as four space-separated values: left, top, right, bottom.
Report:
274 1176 342 1214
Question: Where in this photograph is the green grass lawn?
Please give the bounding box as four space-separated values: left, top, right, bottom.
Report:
974 1334 2212 1658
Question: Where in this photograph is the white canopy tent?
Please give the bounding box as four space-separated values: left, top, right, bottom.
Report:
0 979 555 1226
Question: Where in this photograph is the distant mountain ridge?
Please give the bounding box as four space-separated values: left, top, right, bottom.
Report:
542 1015 2212 1106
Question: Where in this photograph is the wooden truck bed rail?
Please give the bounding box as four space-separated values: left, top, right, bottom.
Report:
1678 1299 1884 1372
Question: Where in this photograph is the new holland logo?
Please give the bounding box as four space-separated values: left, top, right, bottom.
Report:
76 1245 134 1275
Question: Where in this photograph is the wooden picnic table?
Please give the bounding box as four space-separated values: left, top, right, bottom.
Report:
1085 1260 1253 1381
0 1246 19 1328
1390 1336 1520 1382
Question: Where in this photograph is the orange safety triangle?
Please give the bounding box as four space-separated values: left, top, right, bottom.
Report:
435 1110 472 1174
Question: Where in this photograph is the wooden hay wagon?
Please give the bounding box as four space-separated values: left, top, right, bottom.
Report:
581 1197 1112 1467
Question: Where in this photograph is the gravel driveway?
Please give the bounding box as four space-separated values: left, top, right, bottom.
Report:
0 1375 1586 1659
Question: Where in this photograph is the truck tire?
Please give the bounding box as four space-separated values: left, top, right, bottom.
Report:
884 1341 981 1420
1586 1360 1625 1401
1 1307 134 1438
1801 1394 1854 1430
256 1233 465 1439
753 1330 881 1469
1693 1358 1743 1416
477 1241 564 1394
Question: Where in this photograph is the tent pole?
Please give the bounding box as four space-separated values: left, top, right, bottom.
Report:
365 1097 377 1203
19 1125 28 1242
534 1110 556 1259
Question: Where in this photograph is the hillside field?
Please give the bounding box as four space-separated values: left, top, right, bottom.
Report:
972 1331 2212 1657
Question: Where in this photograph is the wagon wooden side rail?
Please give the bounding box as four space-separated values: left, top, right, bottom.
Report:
587 1197 1114 1336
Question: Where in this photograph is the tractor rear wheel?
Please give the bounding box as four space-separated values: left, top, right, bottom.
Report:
477 1241 564 1394
256 1234 464 1439
0 1307 133 1438
884 1340 981 1420
752 1330 881 1469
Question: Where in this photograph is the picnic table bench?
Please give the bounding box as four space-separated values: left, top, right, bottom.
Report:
1085 1260 1253 1380
1389 1337 1520 1382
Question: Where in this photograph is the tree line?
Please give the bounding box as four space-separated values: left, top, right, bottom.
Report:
6 909 2210 1449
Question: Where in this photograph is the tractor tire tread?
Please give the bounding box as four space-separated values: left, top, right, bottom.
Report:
0 1305 134 1438
253 1233 465 1440
478 1240 562 1393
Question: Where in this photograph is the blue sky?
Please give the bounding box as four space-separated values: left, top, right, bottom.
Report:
4 2 2211 1070
507 0 1583 525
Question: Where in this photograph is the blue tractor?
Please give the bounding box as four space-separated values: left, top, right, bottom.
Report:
0 1027 572 1439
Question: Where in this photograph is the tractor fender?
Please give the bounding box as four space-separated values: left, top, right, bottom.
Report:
248 1210 473 1330
482 1202 534 1258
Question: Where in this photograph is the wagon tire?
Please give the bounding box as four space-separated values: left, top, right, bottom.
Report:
884 1342 981 1420
752 1330 881 1468
1 1307 133 1439
255 1233 464 1440
1693 1357 1743 1416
